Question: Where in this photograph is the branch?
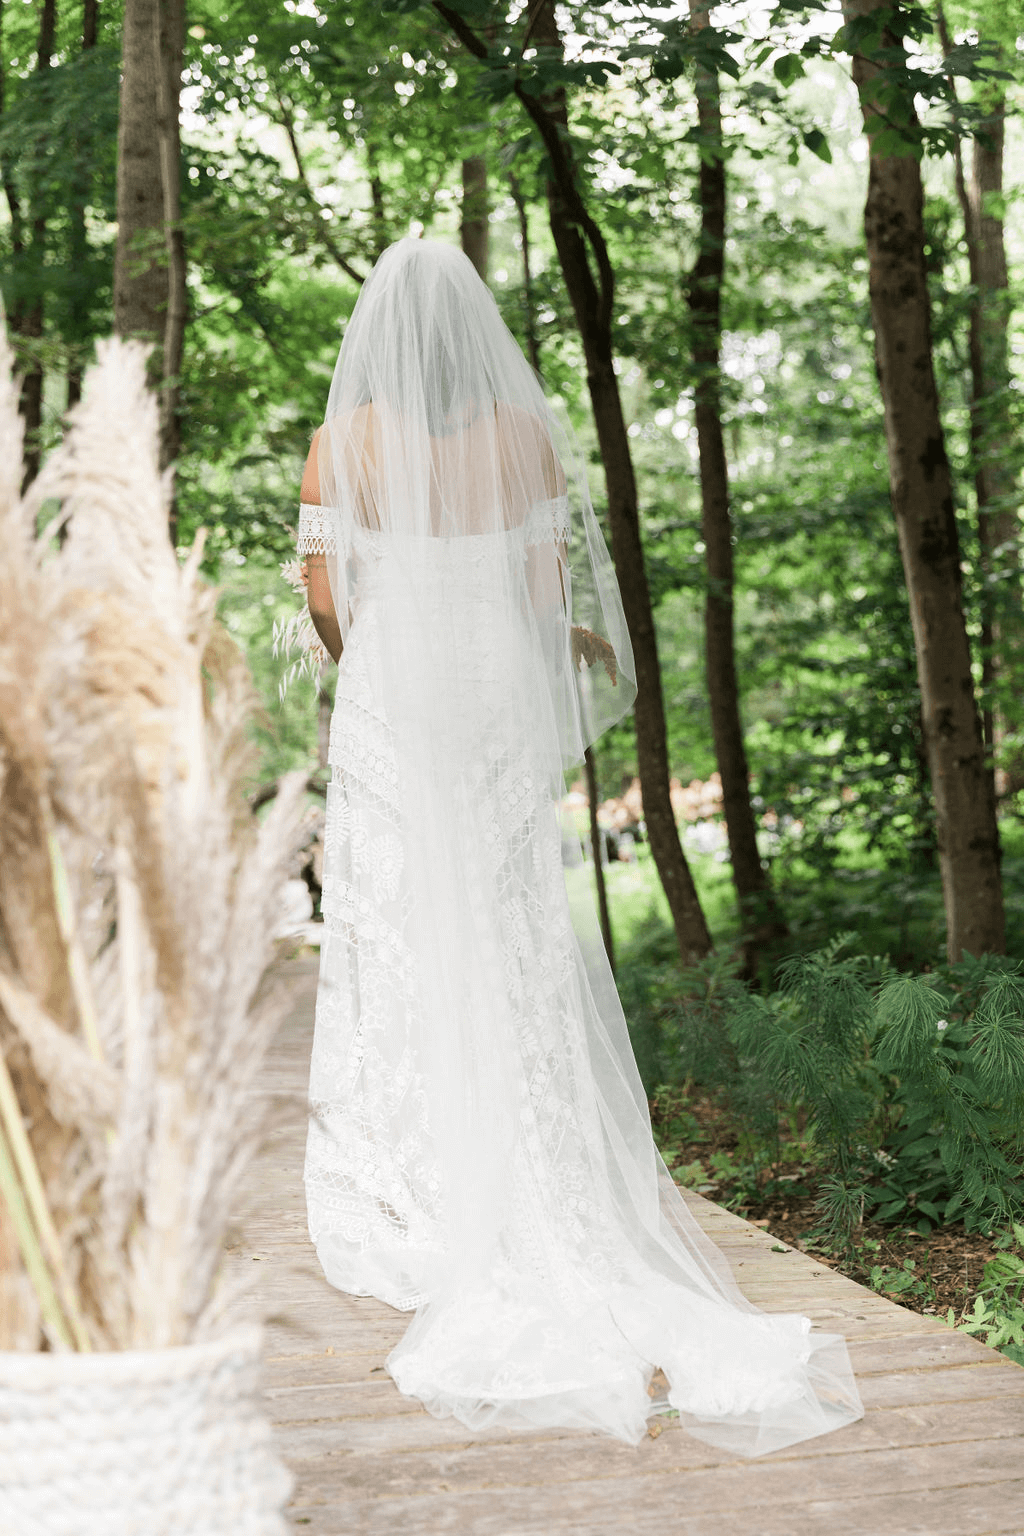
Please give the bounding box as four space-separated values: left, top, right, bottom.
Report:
433 1 488 59
432 1 615 332
276 92 366 285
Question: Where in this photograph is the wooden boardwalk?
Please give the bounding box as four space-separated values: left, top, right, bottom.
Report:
231 957 1024 1535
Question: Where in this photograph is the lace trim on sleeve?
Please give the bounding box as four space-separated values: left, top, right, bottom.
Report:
524 494 571 547
297 502 337 556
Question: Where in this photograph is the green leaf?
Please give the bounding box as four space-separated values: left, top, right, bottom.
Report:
802 128 832 164
773 53 805 89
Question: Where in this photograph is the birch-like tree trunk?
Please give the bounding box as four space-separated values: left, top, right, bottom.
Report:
687 0 785 969
842 0 1005 959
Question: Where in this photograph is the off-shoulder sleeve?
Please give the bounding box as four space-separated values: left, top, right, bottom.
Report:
297 502 337 556
524 494 571 547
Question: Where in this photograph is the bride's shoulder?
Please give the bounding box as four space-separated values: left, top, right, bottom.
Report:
494 401 554 454
322 402 375 434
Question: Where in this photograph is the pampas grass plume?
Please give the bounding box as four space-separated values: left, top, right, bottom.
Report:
0 332 307 1352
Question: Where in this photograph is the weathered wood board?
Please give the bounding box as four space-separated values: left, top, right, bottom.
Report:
229 957 1024 1536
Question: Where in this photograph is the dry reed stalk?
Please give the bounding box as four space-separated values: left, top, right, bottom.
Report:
0 331 307 1352
273 558 330 699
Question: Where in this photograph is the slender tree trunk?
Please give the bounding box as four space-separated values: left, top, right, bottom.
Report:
14 0 56 491
687 0 785 971
514 186 615 952
460 155 489 280
67 0 100 410
0 3 27 408
155 0 185 486
584 747 615 971
937 10 1018 787
367 156 389 258
842 0 1004 960
437 0 712 961
114 0 169 345
114 0 186 531
532 0 711 961
509 170 541 375
966 97 1019 788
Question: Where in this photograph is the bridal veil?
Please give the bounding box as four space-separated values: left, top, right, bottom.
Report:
300 238 863 1455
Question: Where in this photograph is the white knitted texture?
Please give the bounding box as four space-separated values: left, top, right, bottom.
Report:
0 1327 292 1535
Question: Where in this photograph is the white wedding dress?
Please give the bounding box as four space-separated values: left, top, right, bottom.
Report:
298 239 863 1454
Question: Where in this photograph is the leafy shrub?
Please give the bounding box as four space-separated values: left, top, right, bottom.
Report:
868 1257 936 1308
947 1224 1024 1367
629 935 1024 1249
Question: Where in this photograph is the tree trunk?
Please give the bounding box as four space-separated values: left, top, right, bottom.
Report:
367 156 389 258
584 746 615 972
460 154 488 280
515 188 614 953
12 0 56 491
436 0 713 962
509 170 541 375
842 0 1004 960
0 3 27 467
114 0 169 345
965 96 1019 788
937 9 1018 788
114 0 186 502
155 0 186 485
67 0 101 411
0 1 22 248
513 0 712 961
687 0 785 971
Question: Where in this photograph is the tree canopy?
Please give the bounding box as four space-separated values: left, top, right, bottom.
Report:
3 0 1024 967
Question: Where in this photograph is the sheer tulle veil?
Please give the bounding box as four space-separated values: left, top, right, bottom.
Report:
312 236 636 779
301 237 863 1455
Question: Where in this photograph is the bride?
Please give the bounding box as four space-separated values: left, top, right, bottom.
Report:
296 237 862 1454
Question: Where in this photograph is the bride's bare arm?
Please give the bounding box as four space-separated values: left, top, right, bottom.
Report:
302 429 343 664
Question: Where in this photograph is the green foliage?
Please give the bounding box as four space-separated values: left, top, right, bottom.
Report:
869 1256 937 1307
946 1223 1024 1366
9 0 1024 977
623 930 1024 1250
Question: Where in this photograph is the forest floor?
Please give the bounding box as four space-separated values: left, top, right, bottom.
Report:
650 1088 1004 1329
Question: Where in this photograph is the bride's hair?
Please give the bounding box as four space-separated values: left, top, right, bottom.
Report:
363 243 492 435
342 238 536 437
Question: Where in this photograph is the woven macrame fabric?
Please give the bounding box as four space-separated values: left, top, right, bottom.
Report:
0 1326 291 1534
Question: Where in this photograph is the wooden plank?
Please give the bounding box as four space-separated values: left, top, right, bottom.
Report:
272 1398 1024 1469
232 960 1024 1536
846 1330 1002 1371
286 1476 1024 1536
262 1356 1024 1431
283 1443 1024 1531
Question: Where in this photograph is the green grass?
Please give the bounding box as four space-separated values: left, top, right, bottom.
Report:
590 818 1024 977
